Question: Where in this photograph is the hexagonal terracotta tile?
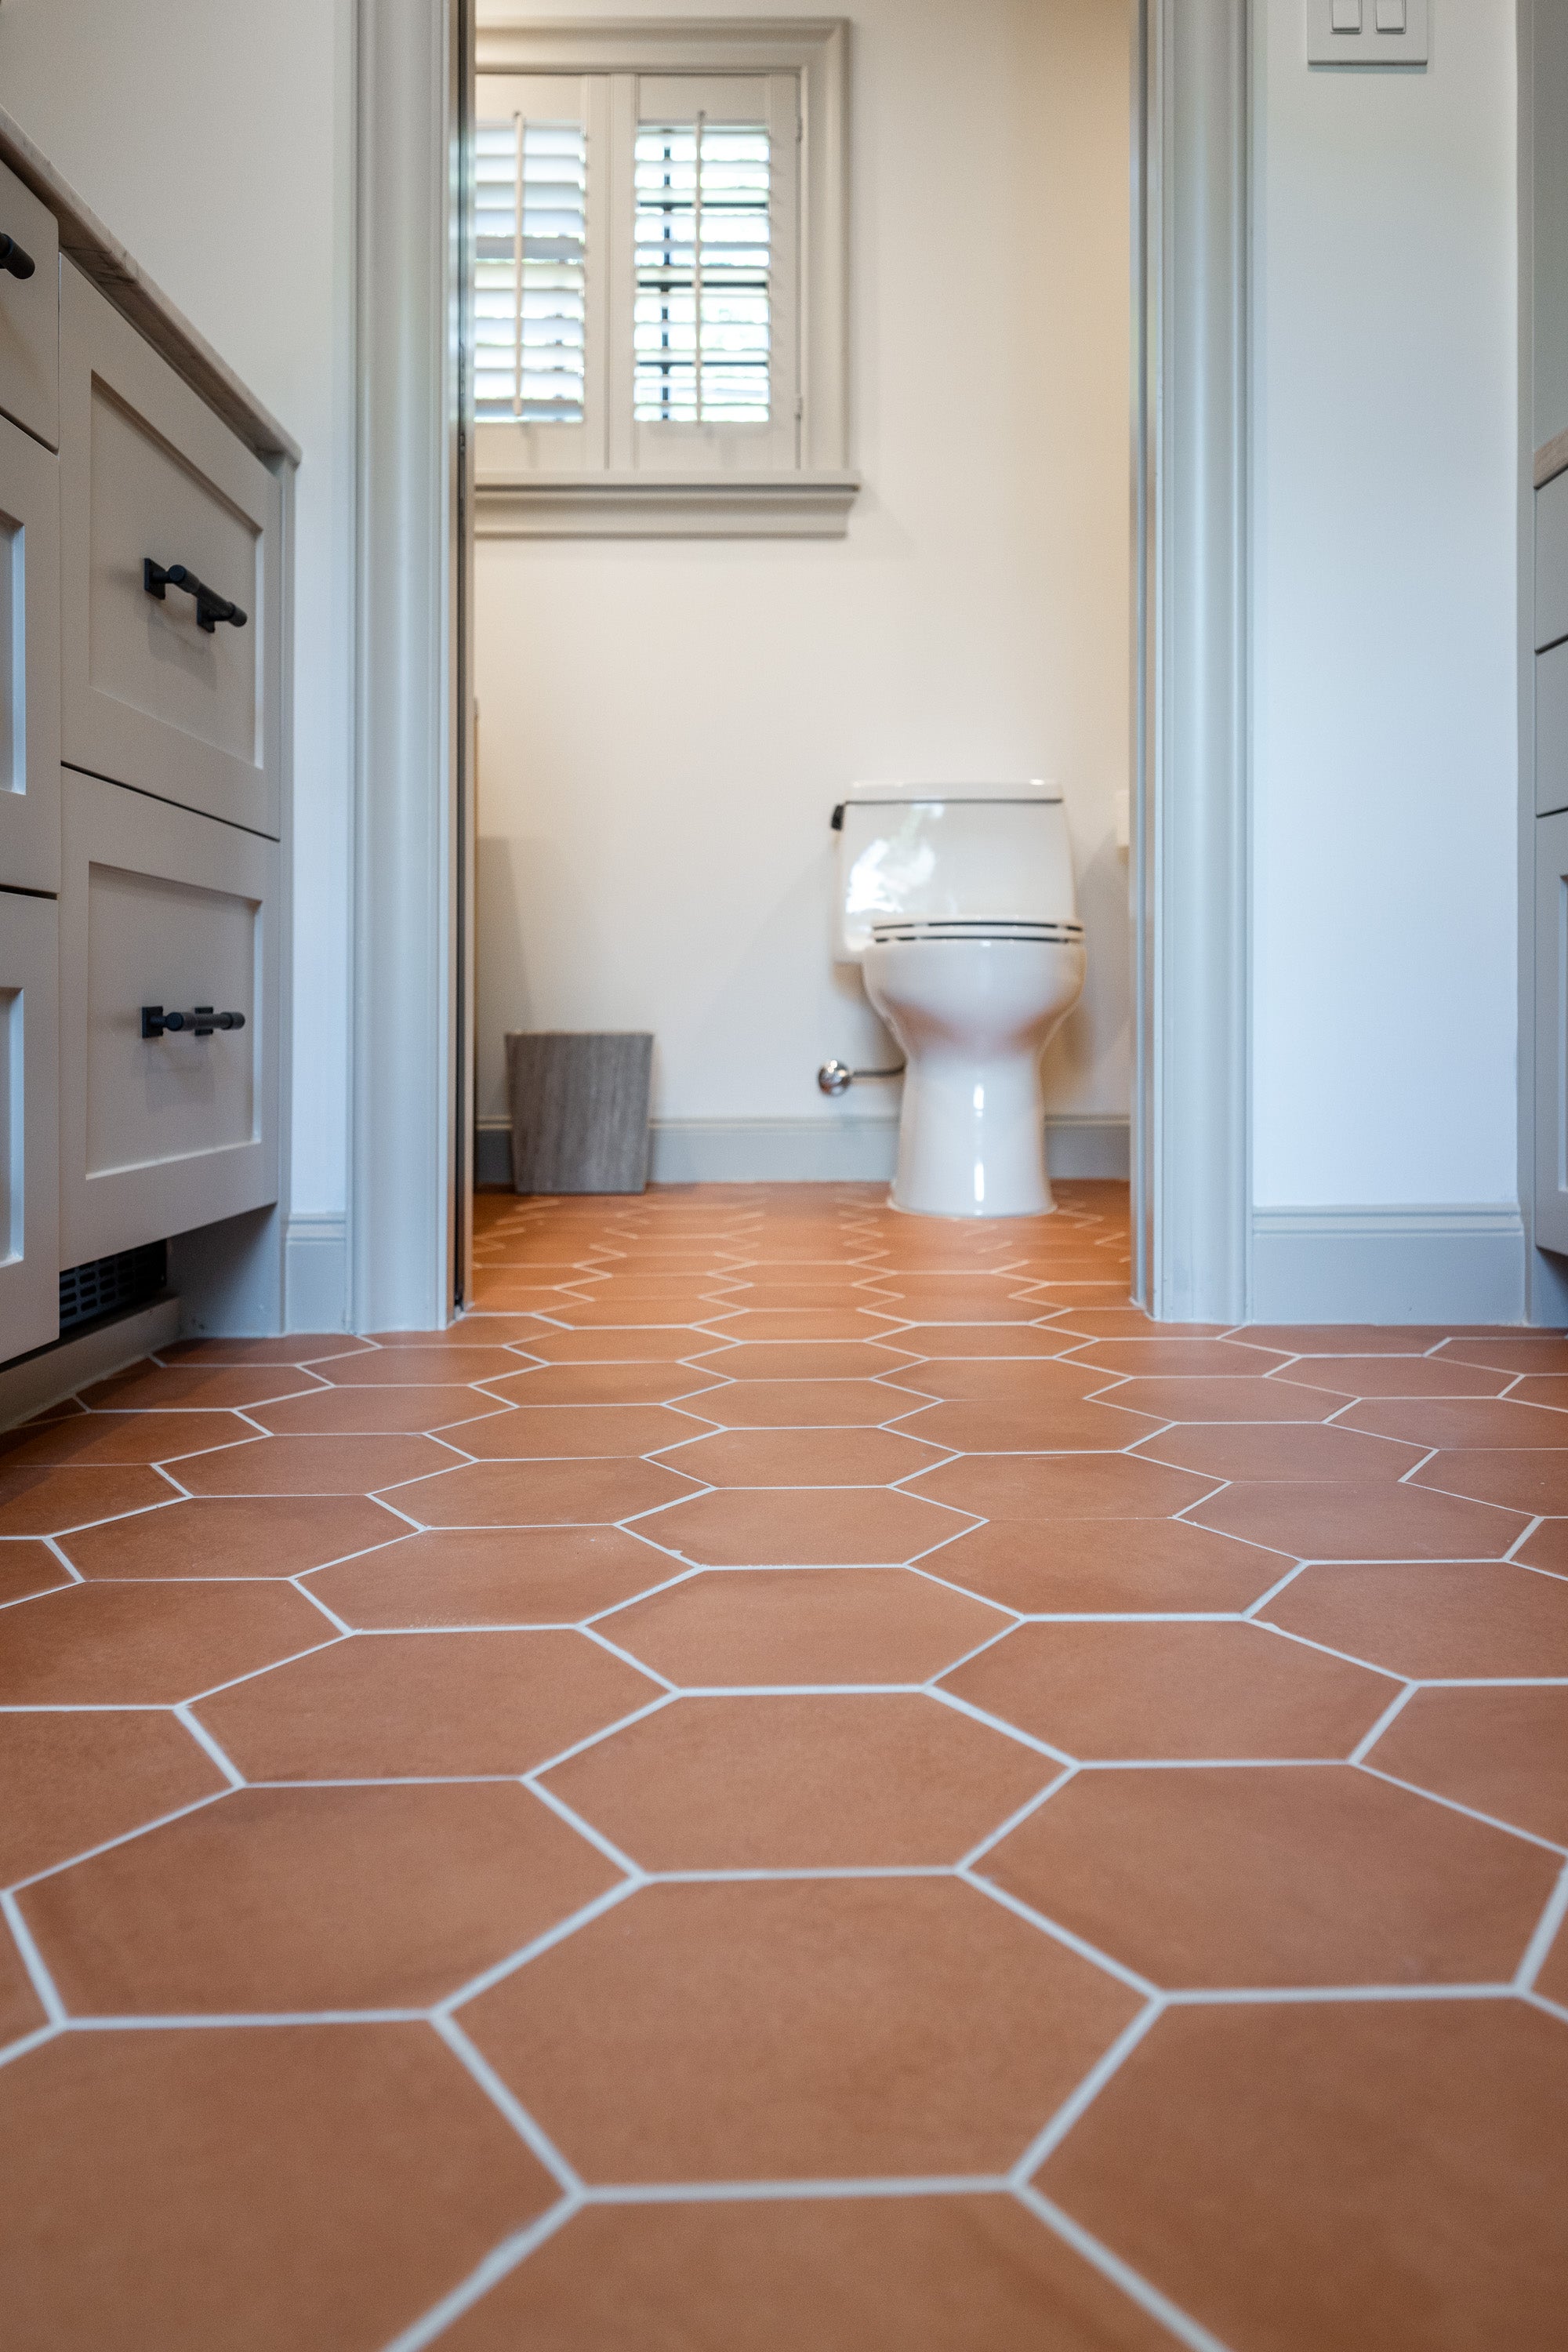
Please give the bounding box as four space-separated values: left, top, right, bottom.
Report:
891 1325 1082 1359
436 2194 1178 2352
316 1345 538 1386
306 1526 679 1628
699 1309 905 1343
58 1494 402 1581
942 1624 1390 1759
0 1411 252 1468
0 1583 336 1705
541 1695 1052 1867
0 1541 71 1606
1439 1337 1568 1375
80 1362 328 1411
1283 1357 1515 1400
0 1712 228 1887
524 1329 731 1363
980 1765 1555 1987
463 1877 1140 2182
655 1426 948 1487
602 1566 1007 1686
1342 1397 1568 1450
895 1396 1162 1453
161 1335 376 1367
438 1403 711 1458
194 1628 661 1778
1366 1686 1568 1845
1261 1560 1568 1678
643 1485 971 1566
1190 1479 1527 1560
0 1466 174 1537
932 1516 1285 1614
690 1341 920 1382
688 1379 930 1428
1414 1451 1568 1513
1036 2000 1568 2352
484 1360 725 1406
246 1386 510 1436
22 1783 619 2014
909 1453 1214 1524
1072 1340 1291 1377
884 1359 1102 1406
389 1455 700 1528
864 1275 1043 1323
1091 1377 1334 1425
1133 1422 1423 1484
0 2025 556 2350
1238 1325 1462 1356
169 1433 463 1497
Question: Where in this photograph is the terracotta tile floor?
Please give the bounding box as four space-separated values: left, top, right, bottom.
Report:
2 1179 1567 2350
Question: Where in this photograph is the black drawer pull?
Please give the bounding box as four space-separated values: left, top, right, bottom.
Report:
143 558 248 633
142 1005 247 1040
0 234 35 281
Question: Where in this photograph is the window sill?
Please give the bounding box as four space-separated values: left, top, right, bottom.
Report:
473 470 862 540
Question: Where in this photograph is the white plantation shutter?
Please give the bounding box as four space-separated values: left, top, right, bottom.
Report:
472 31 849 528
633 122 771 424
474 115 588 424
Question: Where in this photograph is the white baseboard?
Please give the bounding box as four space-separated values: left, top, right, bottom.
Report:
285 1214 348 1332
1251 1204 1526 1326
474 1114 1131 1190
0 1297 183 1432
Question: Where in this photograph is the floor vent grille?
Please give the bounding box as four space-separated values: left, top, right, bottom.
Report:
58 1243 169 1335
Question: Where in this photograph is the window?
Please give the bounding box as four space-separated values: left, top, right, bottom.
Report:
473 20 853 537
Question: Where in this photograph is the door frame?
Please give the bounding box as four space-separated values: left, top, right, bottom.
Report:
349 0 1253 1328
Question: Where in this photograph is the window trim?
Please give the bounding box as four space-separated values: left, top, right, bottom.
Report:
473 16 856 537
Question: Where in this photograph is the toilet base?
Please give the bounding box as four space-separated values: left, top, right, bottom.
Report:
888 1053 1057 1220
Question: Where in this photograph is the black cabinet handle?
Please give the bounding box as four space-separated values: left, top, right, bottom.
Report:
0 234 35 281
143 558 248 633
142 1005 247 1040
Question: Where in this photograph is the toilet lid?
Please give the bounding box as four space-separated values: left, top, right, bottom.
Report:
869 916 1083 945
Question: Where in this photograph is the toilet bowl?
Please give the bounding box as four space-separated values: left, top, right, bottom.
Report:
834 786 1085 1219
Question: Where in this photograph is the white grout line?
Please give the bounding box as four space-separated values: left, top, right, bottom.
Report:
374 2198 584 2352
578 2172 1014 2204
1346 1682 1417 1763
0 1890 67 2022
1017 2184 1237 2352
957 1765 1080 1869
521 1775 646 1877
957 1869 1160 2000
575 1623 679 1692
430 2013 584 2193
1514 1860 1568 1991
924 1685 1076 1764
5 1785 238 1896
1163 1981 1519 2005
1007 2000 1165 2178
437 1875 645 2015
1350 1762 1568 1855
172 1704 248 1787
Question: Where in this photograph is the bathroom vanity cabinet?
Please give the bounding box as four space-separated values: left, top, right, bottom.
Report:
0 122 296 1367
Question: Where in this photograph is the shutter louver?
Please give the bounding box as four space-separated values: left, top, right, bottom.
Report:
475 114 588 423
633 122 771 423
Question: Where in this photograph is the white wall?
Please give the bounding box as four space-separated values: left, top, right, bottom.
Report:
1251 0 1519 1210
474 0 1133 1164
0 0 356 1235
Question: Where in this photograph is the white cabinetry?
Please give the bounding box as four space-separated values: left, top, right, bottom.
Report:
0 120 295 1374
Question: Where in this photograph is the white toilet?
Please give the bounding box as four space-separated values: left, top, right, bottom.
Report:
834 782 1086 1218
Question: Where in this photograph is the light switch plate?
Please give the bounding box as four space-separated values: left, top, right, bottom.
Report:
1307 0 1428 65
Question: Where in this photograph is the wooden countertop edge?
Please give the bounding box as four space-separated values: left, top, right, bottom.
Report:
0 103 302 468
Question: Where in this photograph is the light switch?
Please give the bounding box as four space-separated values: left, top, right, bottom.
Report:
1307 0 1427 64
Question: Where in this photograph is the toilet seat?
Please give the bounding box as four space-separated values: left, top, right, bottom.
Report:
869 917 1084 946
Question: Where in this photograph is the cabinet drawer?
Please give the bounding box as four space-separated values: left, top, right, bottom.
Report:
0 888 60 1362
0 412 60 892
60 264 281 838
60 771 278 1265
0 158 59 451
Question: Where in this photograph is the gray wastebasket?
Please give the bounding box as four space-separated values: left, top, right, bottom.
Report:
505 1030 653 1195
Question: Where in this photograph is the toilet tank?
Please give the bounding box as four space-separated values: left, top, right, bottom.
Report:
833 782 1076 960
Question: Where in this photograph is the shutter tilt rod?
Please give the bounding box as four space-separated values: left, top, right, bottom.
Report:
818 1059 906 1098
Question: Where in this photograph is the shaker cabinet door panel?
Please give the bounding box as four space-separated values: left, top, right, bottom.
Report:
0 158 59 451
59 771 279 1266
0 411 60 892
0 888 60 1363
59 264 281 839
